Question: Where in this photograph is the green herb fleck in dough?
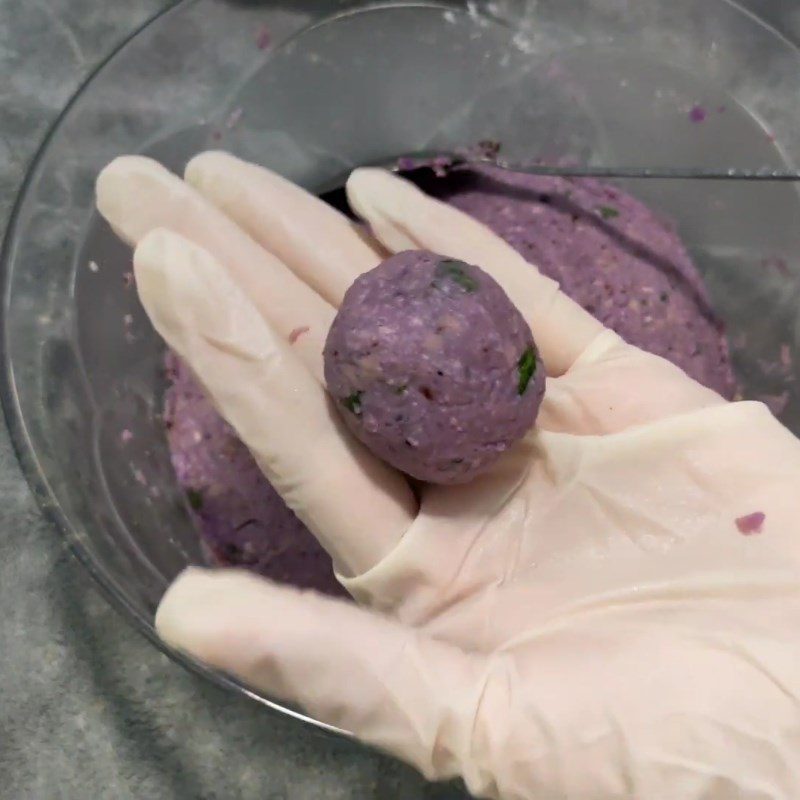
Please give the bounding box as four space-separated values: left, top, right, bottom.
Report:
342 391 363 415
393 384 408 395
186 488 204 511
598 205 620 220
517 348 537 395
435 259 479 293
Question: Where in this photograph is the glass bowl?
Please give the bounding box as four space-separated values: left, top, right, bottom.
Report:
4 0 800 735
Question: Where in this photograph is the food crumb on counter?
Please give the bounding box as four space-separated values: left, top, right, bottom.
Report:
255 24 271 50
688 104 708 123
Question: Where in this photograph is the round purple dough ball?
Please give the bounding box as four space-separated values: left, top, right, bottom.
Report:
323 250 545 484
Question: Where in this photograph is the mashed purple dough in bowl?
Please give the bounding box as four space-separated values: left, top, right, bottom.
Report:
426 165 735 399
324 250 545 484
163 168 736 592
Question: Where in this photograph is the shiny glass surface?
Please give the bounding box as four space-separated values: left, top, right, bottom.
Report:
3 0 800 730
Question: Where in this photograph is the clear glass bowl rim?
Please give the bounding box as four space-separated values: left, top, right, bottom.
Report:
0 0 348 739
5 0 799 745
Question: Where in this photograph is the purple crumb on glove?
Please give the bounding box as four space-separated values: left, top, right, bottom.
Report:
736 512 766 535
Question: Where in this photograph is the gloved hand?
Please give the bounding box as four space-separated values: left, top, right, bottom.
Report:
96 152 800 800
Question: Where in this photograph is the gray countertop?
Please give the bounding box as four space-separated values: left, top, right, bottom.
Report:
0 2 461 797
5 2 800 799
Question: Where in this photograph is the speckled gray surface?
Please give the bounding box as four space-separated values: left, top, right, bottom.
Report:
0 2 465 798
4 3 800 800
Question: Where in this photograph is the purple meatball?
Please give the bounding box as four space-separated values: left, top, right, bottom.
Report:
323 250 545 484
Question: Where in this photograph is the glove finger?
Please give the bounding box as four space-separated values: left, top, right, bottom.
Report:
185 151 381 306
135 228 415 577
96 155 333 382
156 567 492 786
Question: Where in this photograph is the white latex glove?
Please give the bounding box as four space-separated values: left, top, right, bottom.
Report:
97 152 800 800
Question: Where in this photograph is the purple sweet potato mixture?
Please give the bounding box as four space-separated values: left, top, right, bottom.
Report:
427 166 735 398
164 167 735 594
324 250 545 484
